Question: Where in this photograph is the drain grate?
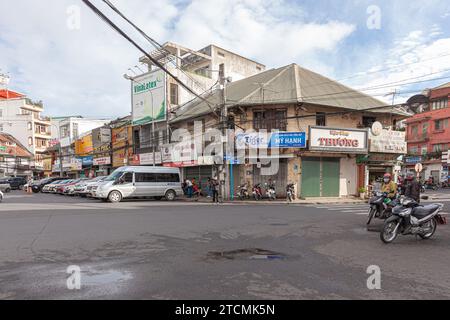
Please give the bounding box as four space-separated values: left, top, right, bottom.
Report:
207 248 287 260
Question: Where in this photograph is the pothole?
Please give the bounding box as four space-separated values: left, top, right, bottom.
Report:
206 248 287 261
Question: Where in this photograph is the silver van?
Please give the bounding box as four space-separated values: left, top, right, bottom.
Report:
95 166 183 203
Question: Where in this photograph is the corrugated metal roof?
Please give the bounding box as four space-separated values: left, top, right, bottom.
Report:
170 63 409 123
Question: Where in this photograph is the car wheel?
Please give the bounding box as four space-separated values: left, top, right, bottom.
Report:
165 190 176 201
108 191 122 203
19 185 24 190
5 188 11 193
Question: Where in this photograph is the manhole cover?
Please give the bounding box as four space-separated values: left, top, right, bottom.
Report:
207 248 287 260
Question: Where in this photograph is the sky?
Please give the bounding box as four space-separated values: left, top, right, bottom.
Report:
1 0 450 119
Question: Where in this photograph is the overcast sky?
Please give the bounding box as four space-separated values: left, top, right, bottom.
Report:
1 0 450 118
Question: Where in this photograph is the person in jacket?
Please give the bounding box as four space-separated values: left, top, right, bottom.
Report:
404 173 421 203
381 173 397 199
210 178 219 203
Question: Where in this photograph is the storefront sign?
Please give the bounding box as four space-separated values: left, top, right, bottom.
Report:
268 132 306 148
93 157 111 166
309 126 368 154
405 156 422 164
161 144 173 163
369 129 407 154
75 134 93 156
78 156 93 167
236 132 306 149
138 152 162 165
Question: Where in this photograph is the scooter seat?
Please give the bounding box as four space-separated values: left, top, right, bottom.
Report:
412 204 440 218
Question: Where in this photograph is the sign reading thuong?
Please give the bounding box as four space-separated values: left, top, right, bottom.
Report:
132 69 166 126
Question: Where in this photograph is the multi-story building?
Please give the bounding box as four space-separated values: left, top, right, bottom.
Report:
0 89 52 176
49 116 109 177
152 64 409 199
130 42 266 163
405 82 450 182
0 133 34 177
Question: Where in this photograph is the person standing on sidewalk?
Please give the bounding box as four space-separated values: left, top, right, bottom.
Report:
185 179 193 198
210 178 219 203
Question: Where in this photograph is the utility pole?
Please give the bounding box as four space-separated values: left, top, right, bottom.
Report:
219 66 230 201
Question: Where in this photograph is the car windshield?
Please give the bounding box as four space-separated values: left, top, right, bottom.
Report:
104 171 125 182
0 179 8 184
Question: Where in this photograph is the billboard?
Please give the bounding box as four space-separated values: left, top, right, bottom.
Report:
75 135 93 156
132 69 166 126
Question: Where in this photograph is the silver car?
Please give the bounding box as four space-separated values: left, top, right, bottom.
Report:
0 179 12 193
95 166 183 203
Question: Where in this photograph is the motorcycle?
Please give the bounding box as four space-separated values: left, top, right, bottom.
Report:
367 191 399 226
252 183 263 201
380 197 446 244
286 184 295 203
236 183 250 200
264 182 276 201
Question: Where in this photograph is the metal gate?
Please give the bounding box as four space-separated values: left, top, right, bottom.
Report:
184 166 213 191
252 159 288 197
301 157 340 197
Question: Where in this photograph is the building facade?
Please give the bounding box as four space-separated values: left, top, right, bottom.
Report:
405 82 450 182
0 133 34 177
163 64 409 198
0 89 52 176
49 116 108 177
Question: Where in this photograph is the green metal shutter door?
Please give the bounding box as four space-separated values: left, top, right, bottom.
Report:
301 157 321 197
322 158 340 197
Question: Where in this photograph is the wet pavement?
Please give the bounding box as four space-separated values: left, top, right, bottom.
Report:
1 191 450 299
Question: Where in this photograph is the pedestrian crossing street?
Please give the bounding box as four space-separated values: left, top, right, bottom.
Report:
303 203 371 215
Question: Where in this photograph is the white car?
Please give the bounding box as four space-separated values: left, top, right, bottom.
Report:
73 176 106 197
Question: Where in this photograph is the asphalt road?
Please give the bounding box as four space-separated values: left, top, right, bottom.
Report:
1 190 450 300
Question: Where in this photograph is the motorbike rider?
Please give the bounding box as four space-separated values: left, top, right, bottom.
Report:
381 173 397 200
404 172 421 203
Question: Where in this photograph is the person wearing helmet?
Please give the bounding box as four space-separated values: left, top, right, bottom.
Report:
404 172 421 202
381 173 397 199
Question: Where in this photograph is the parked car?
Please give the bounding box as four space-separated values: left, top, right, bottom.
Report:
0 179 12 193
73 176 106 197
62 179 87 195
56 179 83 194
32 177 67 193
43 179 72 193
3 177 27 190
95 166 183 203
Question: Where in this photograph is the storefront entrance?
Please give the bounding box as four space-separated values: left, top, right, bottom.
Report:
301 157 340 197
184 166 214 191
252 159 288 197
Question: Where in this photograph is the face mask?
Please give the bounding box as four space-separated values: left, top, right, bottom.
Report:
383 178 390 183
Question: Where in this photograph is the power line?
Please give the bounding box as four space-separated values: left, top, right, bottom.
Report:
81 0 220 118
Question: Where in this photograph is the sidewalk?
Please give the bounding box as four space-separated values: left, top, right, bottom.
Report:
180 196 366 205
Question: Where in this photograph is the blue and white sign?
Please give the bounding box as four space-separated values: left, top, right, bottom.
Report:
268 132 306 148
236 132 306 149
